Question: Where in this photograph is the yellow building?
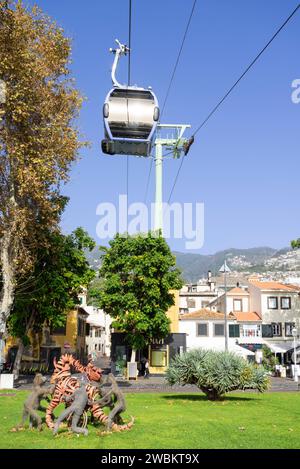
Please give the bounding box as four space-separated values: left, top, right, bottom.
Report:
111 290 186 376
148 290 183 374
5 307 89 371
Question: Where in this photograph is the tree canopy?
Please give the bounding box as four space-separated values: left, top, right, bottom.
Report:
96 233 183 355
0 0 84 337
9 227 95 342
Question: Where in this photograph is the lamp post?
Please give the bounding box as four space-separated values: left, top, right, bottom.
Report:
292 327 298 383
219 260 231 352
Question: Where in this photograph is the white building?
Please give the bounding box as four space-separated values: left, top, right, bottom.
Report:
84 305 112 359
247 280 300 358
179 274 220 315
210 286 263 349
179 309 255 360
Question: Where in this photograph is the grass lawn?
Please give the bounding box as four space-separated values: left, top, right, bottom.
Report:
0 390 299 449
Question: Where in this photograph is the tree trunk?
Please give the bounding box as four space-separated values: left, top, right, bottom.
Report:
130 348 136 362
13 311 35 379
0 231 15 366
201 386 222 401
12 339 24 379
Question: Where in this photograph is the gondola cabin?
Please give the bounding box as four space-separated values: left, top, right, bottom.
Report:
102 86 159 157
101 40 159 157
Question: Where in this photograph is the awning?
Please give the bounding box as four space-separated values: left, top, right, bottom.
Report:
264 341 294 353
238 337 265 345
229 343 255 357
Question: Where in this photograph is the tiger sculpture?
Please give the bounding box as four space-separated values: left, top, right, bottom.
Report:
46 354 134 432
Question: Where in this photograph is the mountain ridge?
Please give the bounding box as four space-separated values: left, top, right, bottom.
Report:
86 245 297 283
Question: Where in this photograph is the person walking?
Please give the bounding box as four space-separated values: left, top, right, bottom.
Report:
144 358 150 379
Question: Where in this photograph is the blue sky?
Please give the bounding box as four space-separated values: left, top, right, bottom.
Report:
26 0 300 254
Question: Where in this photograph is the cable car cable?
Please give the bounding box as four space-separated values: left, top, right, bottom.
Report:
165 2 300 205
126 0 132 223
193 2 300 137
160 0 197 119
144 0 197 203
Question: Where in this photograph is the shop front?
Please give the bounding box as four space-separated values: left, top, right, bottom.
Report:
111 332 186 376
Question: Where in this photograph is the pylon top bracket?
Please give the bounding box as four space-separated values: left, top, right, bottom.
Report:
155 124 192 158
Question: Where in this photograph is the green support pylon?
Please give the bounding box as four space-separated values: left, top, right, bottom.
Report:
154 124 191 234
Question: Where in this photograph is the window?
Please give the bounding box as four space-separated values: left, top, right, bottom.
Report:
271 323 282 337
229 324 240 338
192 286 197 292
241 325 261 337
50 324 66 335
262 324 273 338
214 323 225 336
285 322 295 337
268 297 278 309
197 323 208 337
77 318 85 337
151 350 167 367
179 308 188 315
281 297 291 309
187 298 196 308
233 299 242 312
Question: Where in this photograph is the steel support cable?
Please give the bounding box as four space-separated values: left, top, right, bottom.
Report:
143 0 197 203
126 0 132 224
165 3 300 206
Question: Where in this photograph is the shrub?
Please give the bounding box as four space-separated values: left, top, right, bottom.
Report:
262 345 278 372
165 349 269 400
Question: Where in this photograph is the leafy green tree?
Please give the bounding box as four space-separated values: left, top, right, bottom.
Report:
87 277 105 306
97 232 183 362
291 239 300 249
262 345 278 372
8 227 95 377
166 349 269 400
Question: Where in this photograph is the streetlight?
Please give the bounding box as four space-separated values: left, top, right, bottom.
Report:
219 259 231 352
292 327 298 383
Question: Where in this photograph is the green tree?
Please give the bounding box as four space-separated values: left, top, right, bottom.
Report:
97 232 183 362
291 239 300 249
8 227 95 377
0 1 84 344
166 349 269 400
262 345 278 372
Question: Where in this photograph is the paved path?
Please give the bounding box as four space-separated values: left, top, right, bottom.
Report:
9 374 300 393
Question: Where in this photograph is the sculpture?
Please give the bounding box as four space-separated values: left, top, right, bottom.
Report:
13 373 54 431
94 373 127 431
53 378 93 436
46 354 133 432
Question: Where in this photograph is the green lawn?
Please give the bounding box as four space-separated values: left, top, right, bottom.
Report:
0 390 299 449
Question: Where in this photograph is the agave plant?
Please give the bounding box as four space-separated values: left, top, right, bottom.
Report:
166 349 269 400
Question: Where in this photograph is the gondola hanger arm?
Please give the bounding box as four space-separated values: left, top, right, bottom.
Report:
109 39 130 88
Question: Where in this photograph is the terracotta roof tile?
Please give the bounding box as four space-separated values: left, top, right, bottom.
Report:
233 312 261 322
180 309 235 320
249 281 296 291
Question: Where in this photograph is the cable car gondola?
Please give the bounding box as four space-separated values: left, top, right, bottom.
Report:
101 40 159 157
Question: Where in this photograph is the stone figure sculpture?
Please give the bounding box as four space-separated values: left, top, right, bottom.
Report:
53 379 93 436
13 373 54 431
